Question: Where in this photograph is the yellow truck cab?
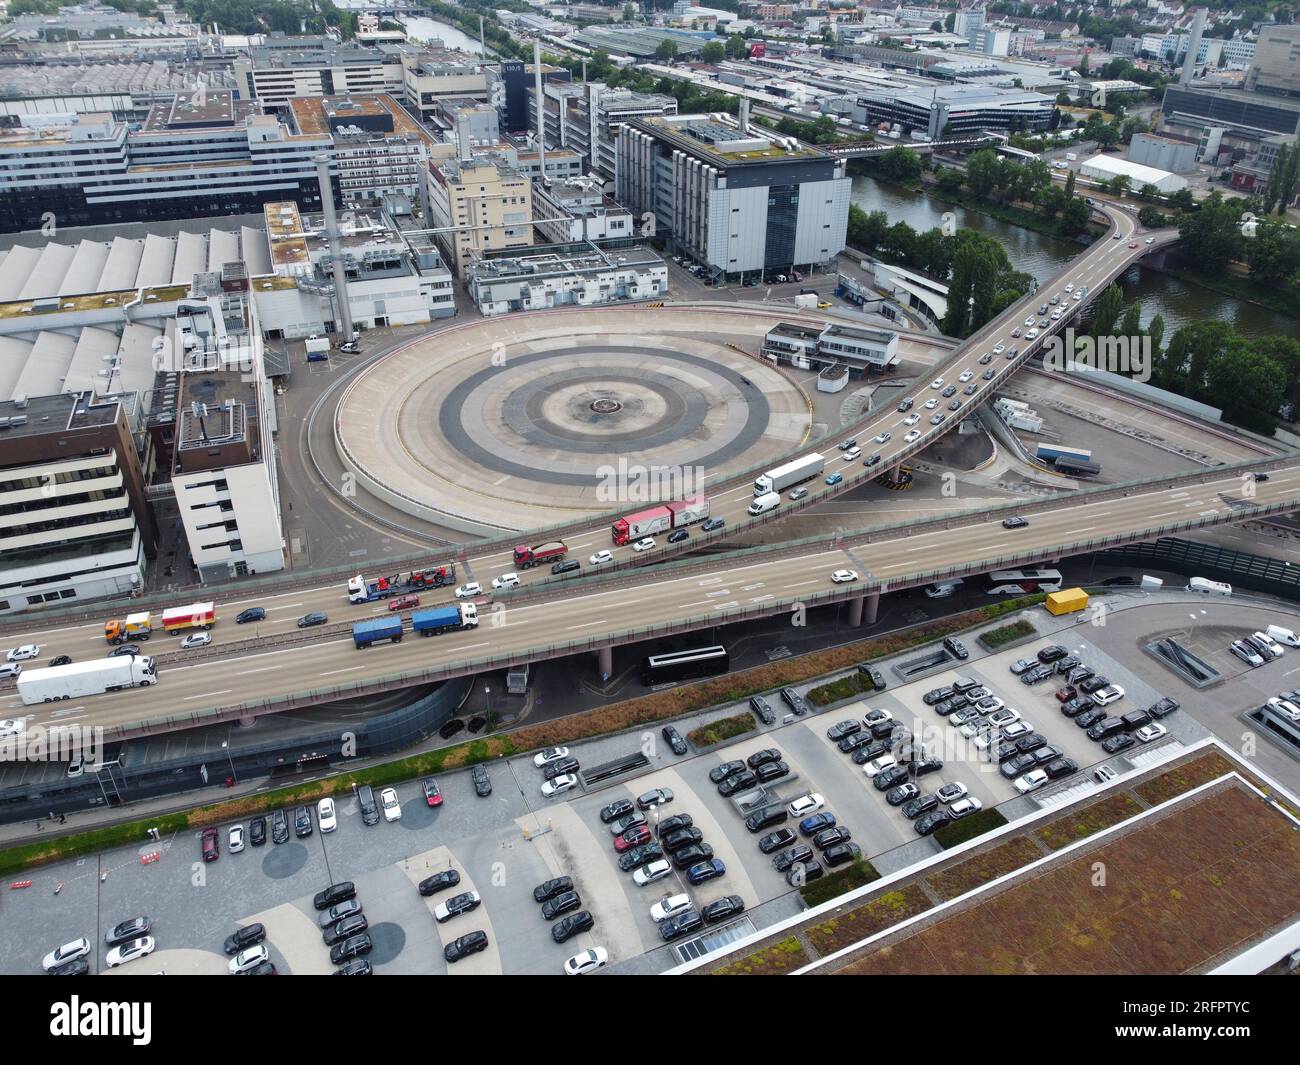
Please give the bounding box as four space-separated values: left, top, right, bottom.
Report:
104 611 152 644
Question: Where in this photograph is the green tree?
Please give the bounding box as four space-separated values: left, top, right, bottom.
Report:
702 40 725 62
1148 313 1165 357
965 148 1000 196
935 166 964 193
725 33 748 59
846 206 888 253
623 3 635 20
1178 192 1245 274
872 146 924 184
1060 196 1091 234
1246 222 1300 285
1063 168 1076 200
655 39 678 61
1090 284 1125 338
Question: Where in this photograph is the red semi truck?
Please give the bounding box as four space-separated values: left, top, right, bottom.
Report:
611 497 710 546
513 541 568 568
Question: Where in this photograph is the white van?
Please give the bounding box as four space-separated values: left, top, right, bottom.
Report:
491 573 521 591
924 579 964 598
748 491 781 516
1266 624 1300 647
1186 576 1231 597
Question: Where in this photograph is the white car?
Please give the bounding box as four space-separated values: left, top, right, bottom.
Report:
787 793 825 818
1014 769 1049 794
491 573 520 591
180 632 211 650
42 937 91 972
842 447 862 461
1252 632 1285 658
1144 236 1154 244
434 890 482 922
1230 640 1264 667
1026 328 1039 340
106 936 155 968
1002 721 1033 740
936 782 968 804
380 787 401 822
541 773 579 797
318 797 337 832
1024 316 1035 327
904 430 921 443
959 718 992 739
930 377 944 389
1073 290 1084 300
228 824 245 852
862 755 897 777
229 944 270 974
589 550 613 566
5 645 39 662
1134 723 1168 743
0 719 25 738
949 797 983 818
1050 310 1062 320
862 707 893 727
1267 696 1300 717
992 343 1006 354
632 859 673 886
873 431 890 444
1093 765 1118 784
831 569 859 584
534 746 571 767
1268 625 1300 647
987 708 1022 728
903 413 921 426
1091 685 1125 707
958 369 974 382
650 893 692 922
455 582 483 598
632 537 656 552
564 946 608 975
1064 283 1073 293
923 398 939 410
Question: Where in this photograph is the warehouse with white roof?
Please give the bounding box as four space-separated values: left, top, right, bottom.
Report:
1078 153 1188 195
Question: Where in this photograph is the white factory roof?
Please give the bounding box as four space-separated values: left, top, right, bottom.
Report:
59 240 112 296
0 336 33 400
171 230 207 285
61 325 123 396
99 237 145 292
241 226 272 276
12 331 77 398
136 233 176 288
19 243 77 301
1079 153 1181 187
207 229 240 273
0 245 42 302
114 322 164 396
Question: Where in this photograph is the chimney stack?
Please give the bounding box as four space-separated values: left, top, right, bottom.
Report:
1180 9 1207 87
315 154 353 342
739 97 750 134
533 41 547 178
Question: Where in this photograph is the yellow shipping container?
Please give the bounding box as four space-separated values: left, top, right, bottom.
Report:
1046 588 1089 616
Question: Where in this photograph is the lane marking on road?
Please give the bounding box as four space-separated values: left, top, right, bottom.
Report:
750 595 775 603
320 666 364 677
782 579 819 589
265 603 304 612
706 589 733 598
565 619 610 630
183 689 234 701
711 601 740 610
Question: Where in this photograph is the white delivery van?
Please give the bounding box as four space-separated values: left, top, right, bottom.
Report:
1186 576 1231 597
1266 624 1300 647
748 491 781 516
924 579 964 598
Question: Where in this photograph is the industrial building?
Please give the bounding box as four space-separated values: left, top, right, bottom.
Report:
1127 132 1199 175
850 83 1055 138
233 40 407 105
1244 25 1300 97
532 178 636 244
485 59 571 136
616 110 851 281
465 244 667 317
1161 84 1300 142
1078 154 1188 195
760 321 899 376
425 155 534 274
531 81 679 178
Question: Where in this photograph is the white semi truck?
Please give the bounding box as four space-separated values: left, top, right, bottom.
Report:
754 453 824 495
17 656 158 705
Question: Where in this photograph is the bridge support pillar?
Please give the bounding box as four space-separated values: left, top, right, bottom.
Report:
864 591 880 625
238 713 255 727
597 645 613 683
888 464 902 483
848 595 864 626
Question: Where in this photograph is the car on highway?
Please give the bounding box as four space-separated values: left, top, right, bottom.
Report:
902 413 921 426
904 430 921 443
897 398 914 412
667 528 690 543
958 369 974 383
930 413 946 425
837 437 857 450
941 385 957 398
930 377 944 389
842 447 861 461
1002 516 1029 529
296 612 328 628
701 517 726 532
236 607 266 624
1127 241 1138 248
379 787 402 821
388 594 420 611
541 773 578 797
455 582 483 598
788 487 809 501
491 573 520 590
588 550 613 566
6 644 38 662
964 383 978 395
831 569 859 584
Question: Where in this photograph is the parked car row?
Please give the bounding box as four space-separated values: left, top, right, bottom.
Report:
1230 631 1286 668
43 915 160 975
313 881 374 971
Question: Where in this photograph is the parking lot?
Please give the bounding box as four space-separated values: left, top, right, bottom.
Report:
4 603 1215 976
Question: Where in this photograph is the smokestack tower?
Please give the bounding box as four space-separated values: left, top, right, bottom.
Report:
739 97 750 134
1180 9 1207 87
534 41 547 179
315 154 353 342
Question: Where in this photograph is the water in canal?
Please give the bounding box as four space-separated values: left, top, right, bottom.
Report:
851 174 1296 339
396 16 484 53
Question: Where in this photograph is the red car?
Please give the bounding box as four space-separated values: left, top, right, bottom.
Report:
422 778 442 806
201 827 219 862
1127 242 1138 249
1055 685 1077 703
388 594 420 611
613 824 652 852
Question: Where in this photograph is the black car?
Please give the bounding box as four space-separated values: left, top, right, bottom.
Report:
108 644 142 658
271 809 289 844
1045 757 1079 780
319 899 364 929
943 637 969 660
662 827 704 853
599 798 635 823
541 891 583 920
874 765 911 791
236 607 266 624
904 757 944 777
1148 697 1180 719
657 813 694 836
611 811 648 836
709 760 746 784
1061 696 1094 718
1076 707 1108 729
543 757 581 781
329 933 373 965
297 612 329 628
313 882 356 911
106 916 152 948
886 783 919 806
1102 733 1137 754
333 959 372 976
551 911 595 944
1032 744 1064 766
444 930 489 963
897 398 914 412
1014 732 1048 755
1067 666 1095 685
773 844 814 872
249 816 267 847
701 517 726 532
759 828 797 854
826 720 861 741
1054 656 1081 675
812 826 852 849
780 688 807 715
294 805 314 838
923 687 954 705
839 731 876 753
901 794 938 819
786 860 823 886
1022 666 1055 685
667 529 690 544
618 843 664 872
420 870 462 897
823 842 862 867
471 764 493 797
1037 645 1068 663
994 740 1021 764
718 770 758 796
914 809 953 836
1079 675 1111 694
671 843 714 870
749 695 776 725
1086 717 1126 741
49 958 90 976
744 806 787 832
702 895 746 924
323 913 369 947
871 719 905 741
223 923 265 956
47 655 72 668
1002 516 1029 529
747 748 783 768
1000 753 1038 779
867 666 886 690
660 909 704 942
551 559 581 575
661 725 688 756
755 761 789 784
357 785 380 826
852 740 893 766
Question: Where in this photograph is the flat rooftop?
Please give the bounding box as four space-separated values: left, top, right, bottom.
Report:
631 114 827 167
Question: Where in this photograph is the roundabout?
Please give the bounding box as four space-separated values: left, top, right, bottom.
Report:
334 306 815 533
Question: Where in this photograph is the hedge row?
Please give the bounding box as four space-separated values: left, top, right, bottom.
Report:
981 618 1036 649
799 856 881 906
808 671 873 707
933 807 1009 848
687 711 757 748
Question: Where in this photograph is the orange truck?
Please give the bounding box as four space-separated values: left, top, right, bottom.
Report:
161 602 216 633
104 611 153 644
